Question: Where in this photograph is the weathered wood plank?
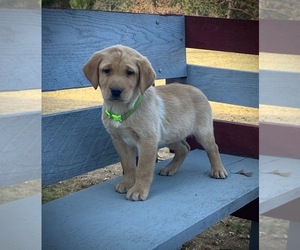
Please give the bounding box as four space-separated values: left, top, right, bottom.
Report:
185 16 258 54
260 19 300 55
0 195 41 250
168 65 258 107
43 150 258 250
260 122 300 159
0 113 41 187
260 70 300 108
42 8 186 91
0 9 41 91
188 120 258 159
42 109 258 186
42 107 118 186
260 156 300 214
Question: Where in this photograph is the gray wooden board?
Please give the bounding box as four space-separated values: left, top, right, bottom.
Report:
42 9 186 91
260 155 300 214
167 64 258 108
0 195 41 250
0 112 41 187
0 9 41 91
43 150 258 250
260 70 300 108
42 107 119 186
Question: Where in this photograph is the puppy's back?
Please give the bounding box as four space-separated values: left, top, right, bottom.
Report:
155 83 210 112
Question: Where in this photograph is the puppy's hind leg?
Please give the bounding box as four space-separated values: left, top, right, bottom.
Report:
195 127 228 179
159 140 190 176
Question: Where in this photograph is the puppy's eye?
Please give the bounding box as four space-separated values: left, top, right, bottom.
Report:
126 70 134 76
102 68 111 74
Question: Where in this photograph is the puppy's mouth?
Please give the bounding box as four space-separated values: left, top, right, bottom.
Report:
101 93 124 102
108 96 125 102
108 97 124 103
102 91 130 103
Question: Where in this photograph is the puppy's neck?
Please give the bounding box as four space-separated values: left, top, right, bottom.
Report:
103 92 141 116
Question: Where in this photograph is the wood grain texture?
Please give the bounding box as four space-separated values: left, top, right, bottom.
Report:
42 107 119 186
0 195 41 250
41 11 260 247
187 120 259 159
42 111 258 187
42 8 186 91
260 156 300 214
168 64 258 108
185 16 258 54
0 9 41 91
260 122 300 159
260 70 300 108
260 19 300 55
43 150 258 250
0 113 41 187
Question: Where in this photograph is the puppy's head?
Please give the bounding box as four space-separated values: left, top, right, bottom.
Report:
83 45 156 103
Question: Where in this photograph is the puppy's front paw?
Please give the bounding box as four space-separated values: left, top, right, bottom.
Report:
159 166 177 176
126 185 149 201
210 166 228 179
115 180 134 194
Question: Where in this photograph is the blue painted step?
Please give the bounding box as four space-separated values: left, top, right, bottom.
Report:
43 150 258 250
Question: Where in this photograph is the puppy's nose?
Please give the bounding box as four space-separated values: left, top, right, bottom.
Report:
110 87 123 99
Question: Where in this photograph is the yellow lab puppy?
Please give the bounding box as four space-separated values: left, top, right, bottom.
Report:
83 45 227 201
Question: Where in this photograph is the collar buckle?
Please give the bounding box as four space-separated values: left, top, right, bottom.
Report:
105 95 143 123
105 110 123 122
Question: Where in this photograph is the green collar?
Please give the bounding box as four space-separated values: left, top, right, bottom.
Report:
105 95 144 123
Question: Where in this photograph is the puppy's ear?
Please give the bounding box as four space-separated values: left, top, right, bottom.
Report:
137 56 156 94
83 52 103 90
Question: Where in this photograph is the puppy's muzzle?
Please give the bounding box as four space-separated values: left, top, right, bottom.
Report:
110 87 123 100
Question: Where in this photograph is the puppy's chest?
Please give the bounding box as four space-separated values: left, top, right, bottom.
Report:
110 126 138 147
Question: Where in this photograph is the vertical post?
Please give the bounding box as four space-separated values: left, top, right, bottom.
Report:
287 221 300 250
249 221 259 250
